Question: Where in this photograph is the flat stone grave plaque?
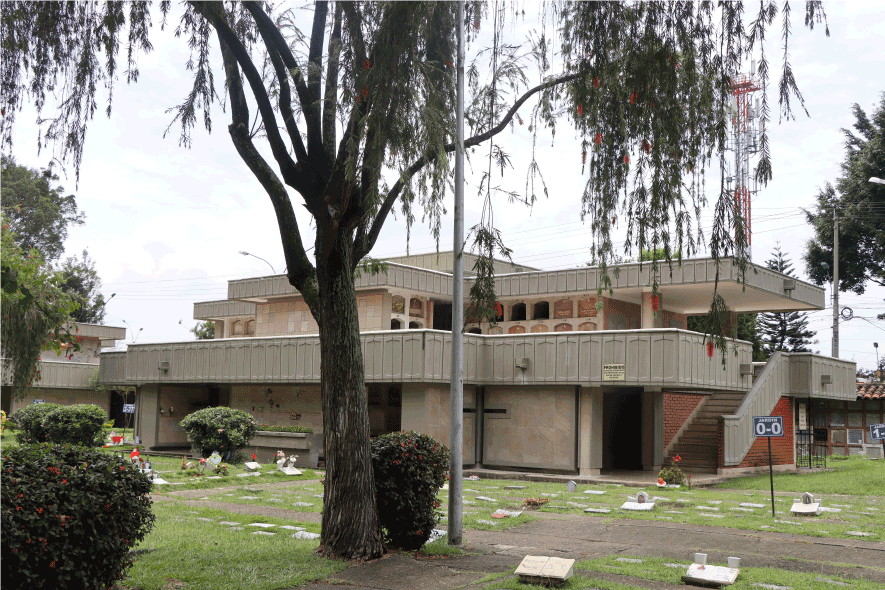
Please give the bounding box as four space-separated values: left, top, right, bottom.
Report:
278 526 305 531
151 478 170 485
504 485 526 490
244 461 262 471
621 491 655 511
567 502 588 508
247 523 276 528
616 557 643 563
740 503 765 508
790 492 821 516
682 564 739 586
206 476 222 480
476 496 497 502
236 472 260 477
292 502 314 507
515 556 575 585
583 490 605 495
846 531 874 537
239 496 259 500
280 467 303 476
477 519 498 525
252 531 275 536
219 521 241 526
697 506 720 511
292 531 320 540
819 506 841 513
584 508 611 514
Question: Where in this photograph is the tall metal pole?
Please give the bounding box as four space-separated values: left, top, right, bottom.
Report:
448 0 465 547
832 208 839 358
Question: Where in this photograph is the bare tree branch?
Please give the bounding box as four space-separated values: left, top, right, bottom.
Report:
322 3 343 161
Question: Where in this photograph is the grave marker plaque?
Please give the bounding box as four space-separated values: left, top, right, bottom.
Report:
515 556 574 585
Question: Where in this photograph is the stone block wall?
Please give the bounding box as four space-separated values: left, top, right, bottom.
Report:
663 392 705 449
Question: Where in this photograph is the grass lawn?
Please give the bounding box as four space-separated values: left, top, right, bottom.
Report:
717 455 885 496
122 501 346 590
471 555 882 590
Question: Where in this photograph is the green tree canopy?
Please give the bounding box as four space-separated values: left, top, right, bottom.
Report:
759 245 817 355
0 155 85 262
191 320 215 340
804 94 885 294
1 214 80 397
1 0 827 560
58 250 107 324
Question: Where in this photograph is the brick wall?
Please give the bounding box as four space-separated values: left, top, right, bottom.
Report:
663 393 705 448
731 396 794 468
603 298 641 330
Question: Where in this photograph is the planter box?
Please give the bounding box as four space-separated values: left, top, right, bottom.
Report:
249 431 323 468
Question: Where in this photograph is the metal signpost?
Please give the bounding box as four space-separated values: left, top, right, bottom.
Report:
753 416 784 518
869 423 885 459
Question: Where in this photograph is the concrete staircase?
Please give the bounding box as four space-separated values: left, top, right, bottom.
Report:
668 392 746 473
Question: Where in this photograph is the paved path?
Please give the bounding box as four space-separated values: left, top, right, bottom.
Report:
160 481 885 590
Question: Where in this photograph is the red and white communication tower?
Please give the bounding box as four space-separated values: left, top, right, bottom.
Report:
728 65 761 257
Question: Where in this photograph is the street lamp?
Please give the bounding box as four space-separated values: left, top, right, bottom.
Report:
123 320 143 343
869 177 885 185
238 250 276 274
875 342 880 381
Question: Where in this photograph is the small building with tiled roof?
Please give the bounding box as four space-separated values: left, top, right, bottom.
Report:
857 382 885 400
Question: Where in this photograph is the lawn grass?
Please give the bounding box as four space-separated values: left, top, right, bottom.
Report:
429 475 885 542
572 554 885 590
124 501 346 590
717 455 885 496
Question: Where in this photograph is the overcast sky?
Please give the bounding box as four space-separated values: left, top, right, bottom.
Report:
6 1 884 371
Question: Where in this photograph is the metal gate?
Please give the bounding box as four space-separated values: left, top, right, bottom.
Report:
796 429 827 469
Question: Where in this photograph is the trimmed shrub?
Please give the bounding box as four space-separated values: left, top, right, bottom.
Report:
371 431 449 550
43 404 107 446
255 424 313 434
1 444 156 589
179 406 257 462
11 403 61 444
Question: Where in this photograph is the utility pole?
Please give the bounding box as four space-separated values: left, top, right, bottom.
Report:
832 206 839 358
448 0 465 547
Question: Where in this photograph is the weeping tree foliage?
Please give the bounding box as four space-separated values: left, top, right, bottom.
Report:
1 0 826 559
1 214 80 397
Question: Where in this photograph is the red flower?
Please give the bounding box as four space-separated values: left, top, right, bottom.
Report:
576 104 583 117
673 454 682 462
595 132 602 145
593 77 599 87
706 341 715 358
252 454 257 461
658 477 665 485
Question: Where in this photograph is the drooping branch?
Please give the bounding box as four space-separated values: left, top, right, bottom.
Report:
217 32 319 316
192 2 307 195
355 70 581 261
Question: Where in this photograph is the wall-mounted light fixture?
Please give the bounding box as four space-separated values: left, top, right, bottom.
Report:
515 357 530 370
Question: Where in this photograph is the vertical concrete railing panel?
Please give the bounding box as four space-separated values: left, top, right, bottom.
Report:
721 351 788 466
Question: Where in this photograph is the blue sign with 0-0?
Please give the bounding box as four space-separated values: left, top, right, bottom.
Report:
752 416 784 437
869 424 885 441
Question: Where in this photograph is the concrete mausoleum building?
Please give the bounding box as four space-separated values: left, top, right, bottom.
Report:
2 322 128 421
96 253 856 474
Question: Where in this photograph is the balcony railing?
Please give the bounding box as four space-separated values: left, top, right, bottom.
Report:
99 328 753 391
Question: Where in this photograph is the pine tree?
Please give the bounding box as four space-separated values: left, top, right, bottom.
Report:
760 245 817 355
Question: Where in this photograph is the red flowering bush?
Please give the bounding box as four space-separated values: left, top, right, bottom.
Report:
1 444 155 589
371 431 449 550
658 454 688 486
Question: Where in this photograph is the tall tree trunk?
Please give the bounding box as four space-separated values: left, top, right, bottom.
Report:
316 229 385 560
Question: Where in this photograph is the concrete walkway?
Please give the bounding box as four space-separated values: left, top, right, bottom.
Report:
158 480 885 590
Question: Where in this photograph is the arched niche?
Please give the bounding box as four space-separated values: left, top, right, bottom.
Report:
467 327 482 334
488 326 503 335
408 321 423 329
246 319 256 335
508 325 526 334
510 302 527 322
232 320 244 336
530 324 548 333
554 323 573 332
391 319 403 330
533 301 550 320
578 321 596 331
391 295 406 314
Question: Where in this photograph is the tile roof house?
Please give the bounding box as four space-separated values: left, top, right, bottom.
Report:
96 253 857 474
857 382 885 400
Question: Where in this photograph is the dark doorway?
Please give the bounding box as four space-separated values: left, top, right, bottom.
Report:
109 389 136 428
433 301 452 331
602 389 643 470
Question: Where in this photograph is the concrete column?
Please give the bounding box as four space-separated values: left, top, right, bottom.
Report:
213 320 225 339
641 292 664 329
641 389 664 471
138 384 160 449
579 387 603 475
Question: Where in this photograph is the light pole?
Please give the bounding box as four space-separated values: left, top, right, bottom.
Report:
238 250 276 274
123 320 143 343
875 342 880 381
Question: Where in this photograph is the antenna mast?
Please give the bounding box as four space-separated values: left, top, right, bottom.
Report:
728 63 761 259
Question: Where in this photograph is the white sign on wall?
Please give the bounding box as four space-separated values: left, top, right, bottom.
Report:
122 404 135 414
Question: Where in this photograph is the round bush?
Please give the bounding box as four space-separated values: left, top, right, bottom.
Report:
179 406 257 462
43 404 107 446
371 431 449 550
1 444 156 589
11 403 61 444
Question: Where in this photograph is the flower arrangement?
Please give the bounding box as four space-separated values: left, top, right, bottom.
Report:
657 454 688 487
215 464 229 477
